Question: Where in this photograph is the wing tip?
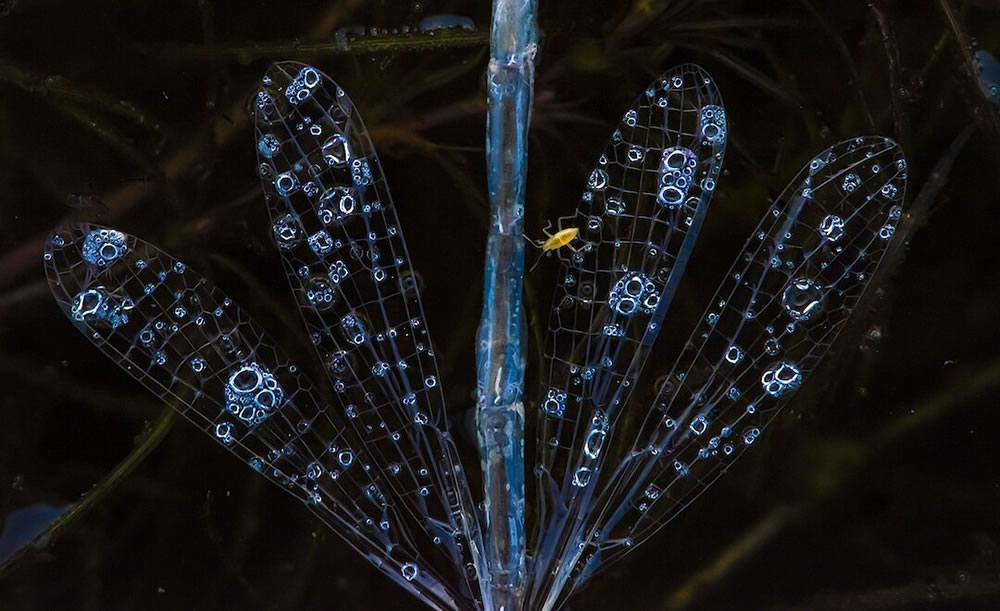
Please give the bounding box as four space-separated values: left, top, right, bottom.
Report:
661 63 724 107
252 61 347 128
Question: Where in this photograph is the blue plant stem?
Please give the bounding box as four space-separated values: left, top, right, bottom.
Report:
476 0 537 608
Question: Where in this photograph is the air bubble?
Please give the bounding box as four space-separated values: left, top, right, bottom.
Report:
725 346 744 363
272 214 301 249
609 271 659 316
322 134 351 166
341 314 368 345
699 105 726 143
224 362 285 425
761 361 802 396
81 229 128 267
543 389 567 417
588 169 609 191
258 134 280 158
285 65 321 105
70 287 134 329
304 275 336 310
328 260 349 284
605 198 626 216
781 278 823 321
583 414 608 459
307 231 335 256
819 214 845 241
401 562 419 582
841 173 861 192
689 416 708 435
214 422 234 443
657 147 698 207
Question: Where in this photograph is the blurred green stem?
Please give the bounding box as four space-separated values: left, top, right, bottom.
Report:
137 30 488 63
49 100 164 183
666 355 1000 610
867 1 912 149
0 56 162 131
0 407 176 576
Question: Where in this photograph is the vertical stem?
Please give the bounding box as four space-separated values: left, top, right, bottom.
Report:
477 1 537 609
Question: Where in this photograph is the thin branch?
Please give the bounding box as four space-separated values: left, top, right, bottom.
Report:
0 56 163 132
663 354 1000 610
867 0 912 147
137 30 489 63
0 407 176 576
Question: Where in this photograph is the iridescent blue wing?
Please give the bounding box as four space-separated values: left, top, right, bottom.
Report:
44 224 463 611
570 137 907 589
250 62 484 602
530 65 727 600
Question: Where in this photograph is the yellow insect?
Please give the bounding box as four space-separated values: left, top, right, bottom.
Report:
526 217 589 271
539 226 580 252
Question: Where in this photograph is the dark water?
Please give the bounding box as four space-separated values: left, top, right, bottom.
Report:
1 1 999 609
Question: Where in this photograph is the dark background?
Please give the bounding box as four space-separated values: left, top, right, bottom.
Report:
1 0 999 609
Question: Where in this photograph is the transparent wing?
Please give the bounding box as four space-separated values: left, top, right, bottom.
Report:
250 62 484 602
43 224 463 611
572 136 907 588
530 64 727 600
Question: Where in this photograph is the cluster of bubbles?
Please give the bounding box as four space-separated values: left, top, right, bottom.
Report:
258 133 281 159
304 275 337 310
70 286 134 330
608 271 660 316
656 146 698 207
543 388 567 417
341 314 369 346
81 229 128 267
273 214 301 249
699 105 726 143
333 14 475 45
285 65 321 105
328 260 349 284
318 186 357 224
224 362 285 425
819 214 845 241
307 230 336 256
760 361 803 397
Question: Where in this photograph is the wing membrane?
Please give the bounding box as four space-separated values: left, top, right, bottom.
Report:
572 136 907 588
531 64 727 600
250 62 484 603
44 224 463 610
